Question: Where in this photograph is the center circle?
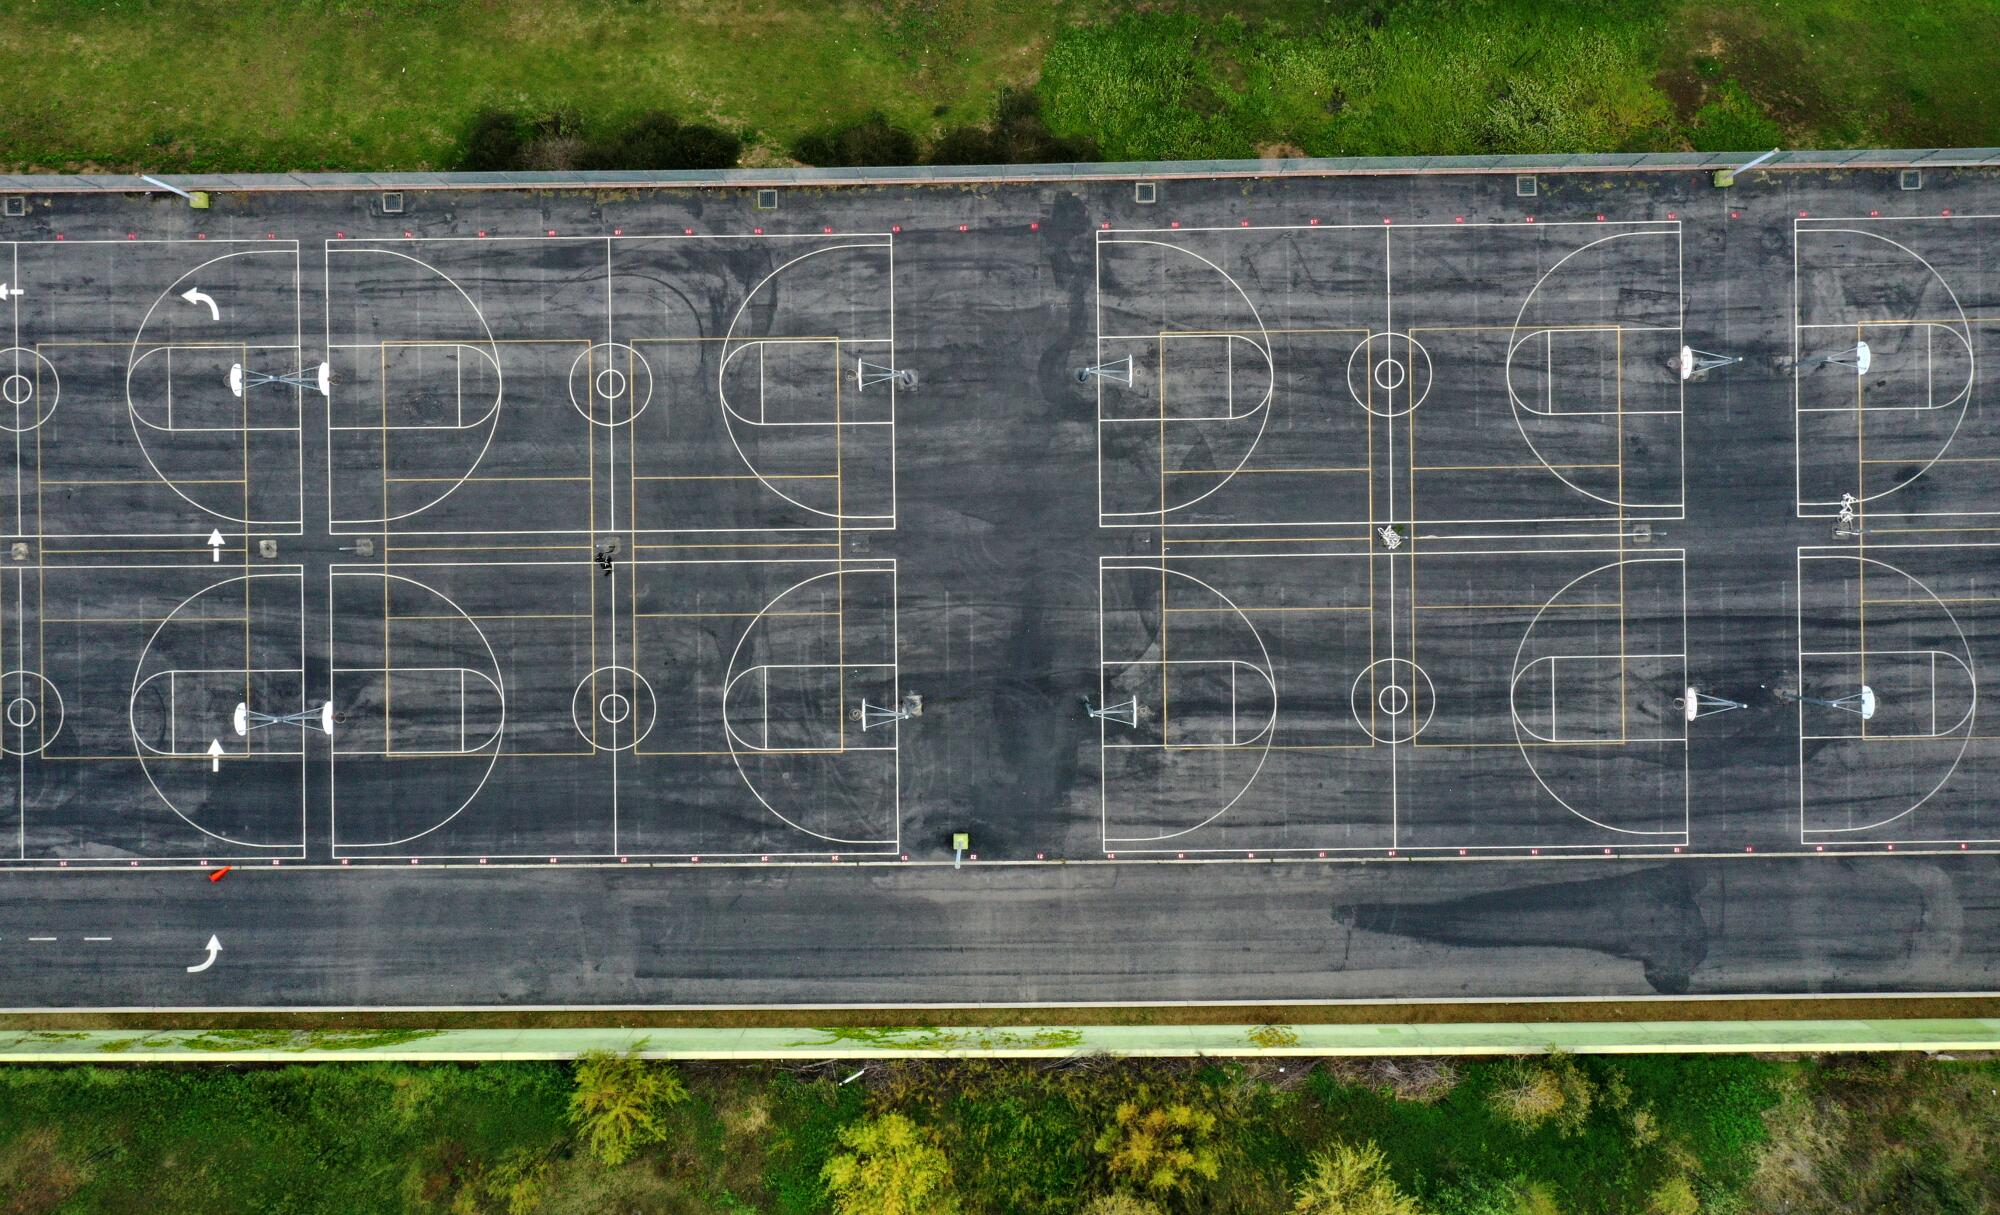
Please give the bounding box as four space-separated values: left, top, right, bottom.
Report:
570 665 657 750
1344 333 1433 419
567 343 654 427
0 374 31 406
0 671 61 754
1350 658 1436 744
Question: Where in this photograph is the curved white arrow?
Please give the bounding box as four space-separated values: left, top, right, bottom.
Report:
186 934 222 973
180 287 220 321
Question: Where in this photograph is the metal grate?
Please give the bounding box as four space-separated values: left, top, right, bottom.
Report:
380 191 404 214
1516 174 1537 197
1133 181 1158 204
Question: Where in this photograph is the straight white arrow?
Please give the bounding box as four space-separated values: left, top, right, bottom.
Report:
186 934 222 973
180 287 220 321
206 739 223 772
207 529 224 562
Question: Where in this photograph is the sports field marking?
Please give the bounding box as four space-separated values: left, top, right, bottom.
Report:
1796 546 1985 842
1793 219 1985 517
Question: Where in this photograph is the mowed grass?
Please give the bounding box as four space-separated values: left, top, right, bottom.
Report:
0 0 1994 172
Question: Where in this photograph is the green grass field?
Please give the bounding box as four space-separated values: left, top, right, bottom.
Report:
0 1 1994 172
3 1051 1997 1213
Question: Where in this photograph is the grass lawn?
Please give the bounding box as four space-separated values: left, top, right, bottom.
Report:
0 1 1993 172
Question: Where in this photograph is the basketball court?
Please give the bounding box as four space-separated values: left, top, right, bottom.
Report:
0 161 1997 1009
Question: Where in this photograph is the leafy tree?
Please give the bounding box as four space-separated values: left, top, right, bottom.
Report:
1292 1141 1422 1215
1091 1089 1221 1197
820 1112 960 1215
566 1049 689 1165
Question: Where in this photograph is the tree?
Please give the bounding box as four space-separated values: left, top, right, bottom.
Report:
566 1049 689 1165
1292 1141 1422 1215
820 1113 960 1215
1091 1092 1221 1197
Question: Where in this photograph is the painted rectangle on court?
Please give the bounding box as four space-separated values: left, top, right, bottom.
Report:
0 240 305 538
1798 543 2000 843
1099 546 1689 854
329 557 899 859
0 564 307 860
1794 216 1995 520
326 234 897 537
1094 220 1684 529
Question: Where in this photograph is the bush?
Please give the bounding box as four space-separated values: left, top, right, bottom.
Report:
1488 1052 1594 1137
459 108 526 171
566 1050 690 1166
820 1113 960 1215
1077 1195 1166 1215
578 110 742 171
1091 1091 1221 1198
1291 1141 1421 1215
792 114 919 167
1648 1173 1700 1215
926 88 1097 165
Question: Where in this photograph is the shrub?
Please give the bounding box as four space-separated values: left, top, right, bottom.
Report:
927 89 1097 165
1648 1173 1700 1215
1077 1195 1167 1215
578 110 742 171
820 1113 959 1215
1489 1052 1594 1136
1291 1141 1421 1215
566 1050 689 1166
459 109 526 171
792 114 919 167
1091 1091 1221 1197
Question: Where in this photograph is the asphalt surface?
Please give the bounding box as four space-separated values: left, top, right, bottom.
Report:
0 166 1995 1007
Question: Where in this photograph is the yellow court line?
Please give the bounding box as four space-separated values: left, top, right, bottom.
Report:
1413 602 1623 611
42 478 246 486
1163 466 1371 476
634 610 836 619
1162 536 1369 545
41 616 250 625
636 473 840 481
1412 463 1619 472
385 476 590 483
1163 605 1368 614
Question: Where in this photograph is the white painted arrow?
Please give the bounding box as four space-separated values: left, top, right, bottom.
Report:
186 934 222 973
180 287 219 320
206 739 223 772
207 529 224 562
0 282 21 300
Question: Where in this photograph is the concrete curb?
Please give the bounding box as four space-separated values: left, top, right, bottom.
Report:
0 148 1997 194
4 1021 1999 1062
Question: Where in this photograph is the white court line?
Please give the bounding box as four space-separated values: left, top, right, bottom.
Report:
1796 548 1982 839
1792 223 1979 515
